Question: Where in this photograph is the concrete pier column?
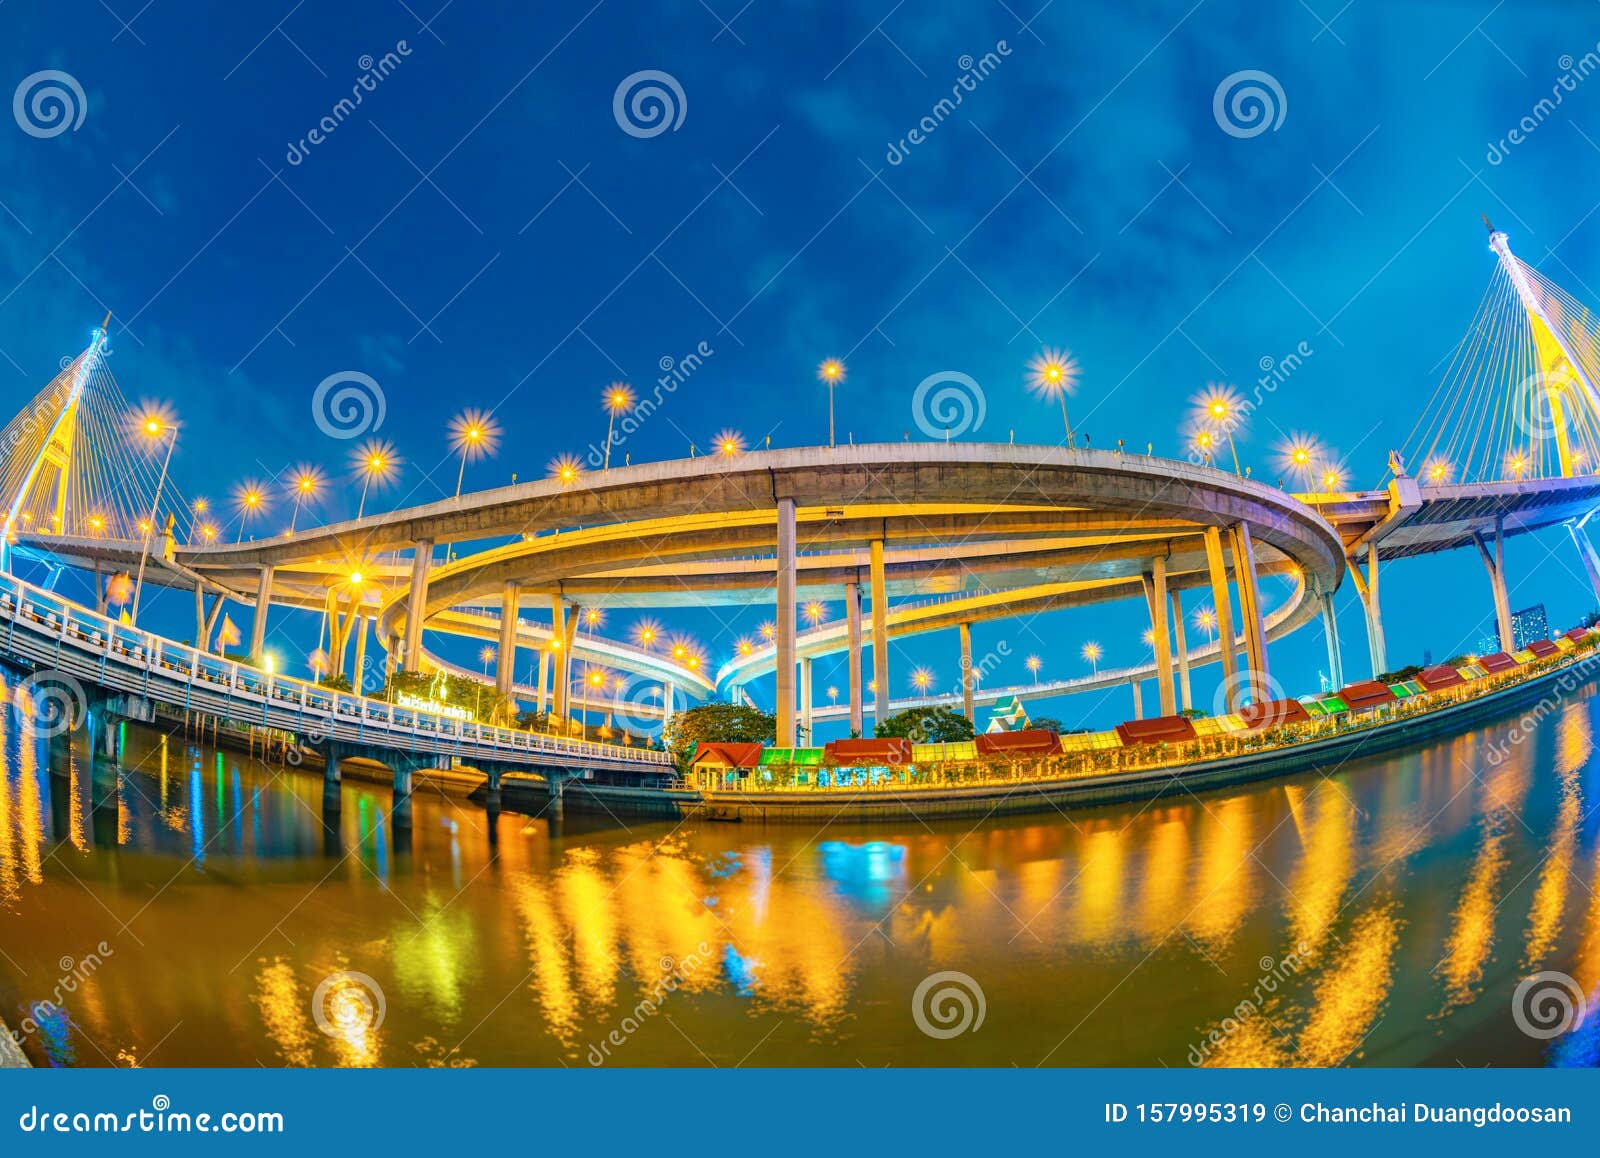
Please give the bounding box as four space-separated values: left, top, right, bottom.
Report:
193 581 206 646
1169 588 1192 712
1203 526 1241 710
546 771 567 820
1131 679 1144 720
1568 520 1600 603
391 760 415 827
959 621 975 723
323 742 343 808
384 633 399 681
249 564 274 659
800 656 813 743
536 647 550 716
1320 588 1344 690
1145 557 1176 716
1348 550 1387 677
775 497 798 747
1229 524 1270 702
846 580 864 737
662 682 675 729
870 539 890 728
402 539 433 672
203 595 225 655
1472 517 1514 653
496 581 519 697
351 615 368 693
484 769 502 813
550 597 569 722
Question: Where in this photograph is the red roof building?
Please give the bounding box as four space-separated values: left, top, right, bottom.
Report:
1339 680 1398 711
1417 664 1465 691
1525 638 1560 658
1238 698 1312 730
976 730 1060 757
689 742 765 769
825 737 914 766
1477 651 1519 673
1115 715 1199 746
1565 626 1591 643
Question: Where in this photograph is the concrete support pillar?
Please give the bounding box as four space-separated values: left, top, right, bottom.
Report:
775 497 798 748
1229 523 1270 702
1569 520 1600 603
959 621 975 723
1169 588 1192 712
846 580 864 737
546 771 567 820
1348 550 1387 677
1472 517 1514 653
1131 679 1144 721
1203 526 1241 710
323 742 343 808
351 616 368 694
249 564 274 659
484 769 502 813
550 597 569 721
384 633 399 681
536 647 550 716
193 581 205 646
391 761 414 828
94 561 107 614
1144 557 1175 716
800 656 813 744
402 539 432 672
496 581 519 697
1320 589 1344 690
870 538 890 728
203 594 224 655
662 682 675 728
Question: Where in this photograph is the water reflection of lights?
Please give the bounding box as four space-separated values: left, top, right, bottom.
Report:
818 840 907 905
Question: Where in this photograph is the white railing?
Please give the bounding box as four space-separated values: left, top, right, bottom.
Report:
0 572 671 769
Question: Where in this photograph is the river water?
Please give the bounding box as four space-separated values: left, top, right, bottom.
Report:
3 670 1599 1068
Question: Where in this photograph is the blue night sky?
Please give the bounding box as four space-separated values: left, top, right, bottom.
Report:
4 0 1600 730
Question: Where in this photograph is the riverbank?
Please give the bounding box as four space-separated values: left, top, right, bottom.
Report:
502 654 1598 823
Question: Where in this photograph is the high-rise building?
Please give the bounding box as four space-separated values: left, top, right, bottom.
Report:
1476 603 1548 654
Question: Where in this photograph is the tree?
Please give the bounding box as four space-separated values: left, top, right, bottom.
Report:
875 706 974 743
1376 664 1423 683
663 702 776 772
318 673 353 692
1030 715 1065 734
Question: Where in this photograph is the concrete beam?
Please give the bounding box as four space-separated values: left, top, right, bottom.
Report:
402 539 432 672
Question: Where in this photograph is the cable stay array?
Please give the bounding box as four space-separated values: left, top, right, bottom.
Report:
1401 225 1600 485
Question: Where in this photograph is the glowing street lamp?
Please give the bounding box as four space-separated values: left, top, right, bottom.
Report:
1141 628 1155 647
736 638 753 657
479 645 496 675
633 619 659 650
715 429 744 458
804 600 825 627
1278 435 1320 490
759 621 776 642
352 439 399 519
1028 346 1081 447
449 409 501 498
1508 451 1530 479
818 359 845 447
287 467 322 534
1424 458 1451 484
1081 641 1102 674
234 481 267 542
1026 654 1042 684
1193 384 1246 475
129 405 178 625
827 685 839 707
1193 606 1217 643
1192 427 1217 466
911 667 933 692
603 385 635 470
549 455 582 487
